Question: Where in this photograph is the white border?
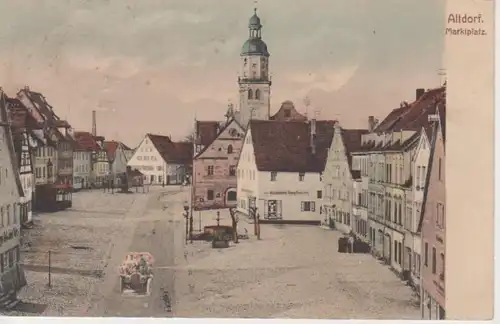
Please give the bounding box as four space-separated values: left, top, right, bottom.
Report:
2 1 499 324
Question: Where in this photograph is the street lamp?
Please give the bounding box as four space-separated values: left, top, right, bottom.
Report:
183 201 189 244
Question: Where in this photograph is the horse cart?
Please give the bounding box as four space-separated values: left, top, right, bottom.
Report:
118 252 154 295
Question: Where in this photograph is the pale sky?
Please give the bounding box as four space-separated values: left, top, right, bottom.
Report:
0 0 445 147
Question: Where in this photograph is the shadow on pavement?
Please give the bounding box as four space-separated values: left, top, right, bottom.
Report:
12 301 48 315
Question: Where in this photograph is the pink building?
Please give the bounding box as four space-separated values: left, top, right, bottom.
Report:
192 118 245 210
419 103 446 320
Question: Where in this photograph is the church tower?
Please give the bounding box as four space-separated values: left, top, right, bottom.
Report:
238 8 271 127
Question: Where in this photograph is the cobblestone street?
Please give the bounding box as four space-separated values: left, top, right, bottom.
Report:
2 186 419 319
174 210 421 319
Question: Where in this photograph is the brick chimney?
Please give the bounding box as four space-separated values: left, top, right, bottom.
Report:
416 88 425 100
368 116 379 132
310 118 317 155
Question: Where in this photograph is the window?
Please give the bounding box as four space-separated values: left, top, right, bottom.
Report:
432 247 437 274
207 190 214 200
248 89 253 99
227 145 233 154
229 165 236 176
255 89 261 100
398 242 402 265
436 202 445 228
207 166 214 176
0 207 3 228
317 190 322 199
301 201 315 212
394 240 398 262
270 172 277 181
438 158 442 181
227 191 237 201
416 166 421 189
414 253 421 277
421 166 426 188
299 173 305 181
440 253 445 280
284 109 291 118
6 205 10 225
424 242 429 266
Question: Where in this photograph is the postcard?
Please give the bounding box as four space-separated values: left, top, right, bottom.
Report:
0 0 494 321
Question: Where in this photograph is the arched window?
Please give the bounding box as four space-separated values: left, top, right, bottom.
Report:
227 145 233 154
255 89 261 100
248 89 253 99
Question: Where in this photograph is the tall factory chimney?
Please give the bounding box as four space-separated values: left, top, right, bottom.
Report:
92 110 97 137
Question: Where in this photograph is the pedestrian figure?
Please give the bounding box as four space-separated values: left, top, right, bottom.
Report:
161 288 172 312
348 234 355 253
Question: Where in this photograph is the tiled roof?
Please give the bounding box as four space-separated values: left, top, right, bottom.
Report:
0 91 25 197
340 128 370 176
374 86 446 134
249 120 336 172
74 131 100 151
195 121 219 146
270 100 307 121
147 134 193 164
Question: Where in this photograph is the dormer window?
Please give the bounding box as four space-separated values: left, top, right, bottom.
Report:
299 173 305 181
227 145 233 154
284 109 291 118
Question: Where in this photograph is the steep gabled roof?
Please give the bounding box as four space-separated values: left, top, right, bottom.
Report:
147 134 193 164
195 121 220 146
374 86 446 134
270 100 307 121
194 117 244 159
74 131 100 151
0 91 24 197
340 128 370 178
249 119 336 173
417 104 446 233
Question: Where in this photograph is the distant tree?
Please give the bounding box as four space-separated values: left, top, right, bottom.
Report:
184 131 196 144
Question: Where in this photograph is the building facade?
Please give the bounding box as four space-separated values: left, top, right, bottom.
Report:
237 9 272 126
17 87 73 211
322 123 367 233
104 141 131 186
6 98 36 226
350 86 446 279
73 131 98 190
127 134 192 185
237 119 334 222
404 127 432 291
0 90 27 303
420 105 446 320
193 118 245 210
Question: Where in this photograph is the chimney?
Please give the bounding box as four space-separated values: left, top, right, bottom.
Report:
310 118 317 155
92 110 97 137
368 116 379 132
416 88 425 100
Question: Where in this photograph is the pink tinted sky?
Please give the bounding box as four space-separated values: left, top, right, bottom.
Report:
0 0 445 147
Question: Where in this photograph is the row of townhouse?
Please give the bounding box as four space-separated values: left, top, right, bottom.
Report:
323 86 446 320
231 85 446 319
0 89 28 306
72 131 134 190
